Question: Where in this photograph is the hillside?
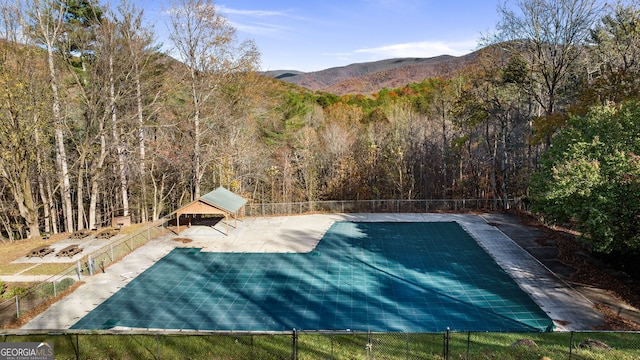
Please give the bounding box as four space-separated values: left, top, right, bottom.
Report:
263 51 481 95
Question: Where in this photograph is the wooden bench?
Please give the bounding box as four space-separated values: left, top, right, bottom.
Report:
26 245 54 258
56 244 83 258
69 229 93 239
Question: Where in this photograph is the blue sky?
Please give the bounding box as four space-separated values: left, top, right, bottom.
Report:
138 0 502 72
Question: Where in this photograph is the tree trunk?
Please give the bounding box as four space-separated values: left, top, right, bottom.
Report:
501 119 509 209
109 52 130 216
134 61 148 221
89 129 108 230
89 177 100 229
49 50 74 232
1 213 14 242
7 170 41 239
441 101 448 199
36 2 75 232
76 167 85 229
45 176 58 234
37 171 50 234
151 168 168 221
35 130 51 234
192 72 202 200
487 121 498 209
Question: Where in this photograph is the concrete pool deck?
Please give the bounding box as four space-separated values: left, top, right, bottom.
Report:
21 213 604 331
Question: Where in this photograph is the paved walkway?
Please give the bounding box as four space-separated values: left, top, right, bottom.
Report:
22 213 606 331
482 212 640 326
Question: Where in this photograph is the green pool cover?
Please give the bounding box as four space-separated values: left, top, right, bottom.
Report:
71 221 554 332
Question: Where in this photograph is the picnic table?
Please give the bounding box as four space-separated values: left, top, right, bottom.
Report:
96 228 118 239
26 245 54 258
56 244 83 258
70 229 93 239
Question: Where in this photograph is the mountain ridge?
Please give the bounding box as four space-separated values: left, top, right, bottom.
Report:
262 51 481 95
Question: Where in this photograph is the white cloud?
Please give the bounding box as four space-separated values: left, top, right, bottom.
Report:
355 40 478 58
217 5 302 37
217 6 290 18
229 21 289 35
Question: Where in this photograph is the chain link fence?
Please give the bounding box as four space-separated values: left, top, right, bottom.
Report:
244 198 525 217
0 330 638 359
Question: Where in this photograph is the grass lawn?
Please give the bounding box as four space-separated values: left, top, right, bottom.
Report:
0 263 34 276
20 263 74 276
0 235 71 301
0 235 67 275
2 331 639 359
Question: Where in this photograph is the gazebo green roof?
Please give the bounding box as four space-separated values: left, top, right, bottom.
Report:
200 186 247 214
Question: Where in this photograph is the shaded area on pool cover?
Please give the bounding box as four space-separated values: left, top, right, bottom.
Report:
72 221 553 332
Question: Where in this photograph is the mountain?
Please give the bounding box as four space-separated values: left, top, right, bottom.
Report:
263 51 481 95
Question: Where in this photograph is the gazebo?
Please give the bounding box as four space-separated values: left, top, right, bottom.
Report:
175 187 247 235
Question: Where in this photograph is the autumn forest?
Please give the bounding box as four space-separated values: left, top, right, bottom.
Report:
0 0 639 258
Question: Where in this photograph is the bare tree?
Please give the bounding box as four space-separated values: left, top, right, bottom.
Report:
167 0 259 200
115 0 162 221
79 14 112 230
28 0 75 231
490 0 602 143
54 0 111 230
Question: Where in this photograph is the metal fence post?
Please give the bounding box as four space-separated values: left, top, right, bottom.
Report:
331 333 334 358
406 332 410 360
15 295 19 318
53 281 57 297
292 328 298 360
76 261 82 281
156 334 161 360
443 328 450 360
251 334 255 360
569 331 574 359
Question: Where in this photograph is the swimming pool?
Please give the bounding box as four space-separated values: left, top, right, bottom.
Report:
71 221 553 332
